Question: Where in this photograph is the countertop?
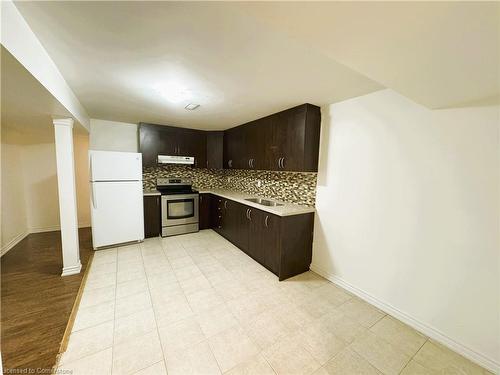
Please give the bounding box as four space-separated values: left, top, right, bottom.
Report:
142 188 315 216
143 189 161 196
196 189 315 217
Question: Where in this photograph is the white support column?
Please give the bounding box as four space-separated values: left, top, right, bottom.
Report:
53 118 81 276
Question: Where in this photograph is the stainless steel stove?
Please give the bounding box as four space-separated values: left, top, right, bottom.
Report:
156 178 199 237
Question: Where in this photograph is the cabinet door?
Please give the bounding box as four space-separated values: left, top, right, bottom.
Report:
248 209 280 274
243 121 265 170
224 127 246 169
139 125 160 167
224 200 239 246
272 106 307 171
206 131 223 169
248 208 265 264
158 128 179 156
220 198 237 239
223 128 234 169
236 203 250 253
199 193 211 230
261 212 280 274
192 131 207 168
143 196 160 238
173 129 206 168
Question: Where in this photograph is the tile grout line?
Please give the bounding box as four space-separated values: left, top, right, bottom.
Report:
397 338 430 374
140 238 169 374
175 237 227 375
110 247 118 375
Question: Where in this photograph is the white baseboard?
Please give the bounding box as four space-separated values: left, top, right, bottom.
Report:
29 223 91 233
1 230 29 257
310 263 500 374
61 261 82 277
29 225 62 233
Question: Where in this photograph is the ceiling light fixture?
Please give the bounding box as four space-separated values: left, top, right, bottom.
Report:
154 82 193 104
185 103 200 110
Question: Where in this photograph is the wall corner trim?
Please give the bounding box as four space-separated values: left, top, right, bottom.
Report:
309 263 500 374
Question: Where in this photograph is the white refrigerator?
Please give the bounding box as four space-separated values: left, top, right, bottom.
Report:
89 150 144 249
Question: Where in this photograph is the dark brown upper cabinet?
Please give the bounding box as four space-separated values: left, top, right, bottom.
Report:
223 126 244 169
206 131 224 169
139 103 319 171
139 123 208 168
223 103 321 172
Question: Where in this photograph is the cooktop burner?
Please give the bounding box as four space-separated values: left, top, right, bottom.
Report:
156 177 198 195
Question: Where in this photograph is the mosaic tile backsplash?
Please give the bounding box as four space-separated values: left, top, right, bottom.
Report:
143 166 318 206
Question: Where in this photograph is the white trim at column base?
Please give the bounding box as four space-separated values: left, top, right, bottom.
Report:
310 263 500 374
61 262 82 277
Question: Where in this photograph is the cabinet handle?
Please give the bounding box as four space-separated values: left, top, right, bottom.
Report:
251 159 254 168
281 157 285 169
265 215 269 227
248 209 252 221
277 158 280 168
224 201 227 209
228 159 232 168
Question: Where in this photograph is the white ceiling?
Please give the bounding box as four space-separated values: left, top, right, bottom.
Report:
13 1 382 130
12 1 499 131
1 47 87 143
237 2 500 109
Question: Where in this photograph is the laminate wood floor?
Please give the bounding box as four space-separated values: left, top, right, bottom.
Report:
1 228 93 372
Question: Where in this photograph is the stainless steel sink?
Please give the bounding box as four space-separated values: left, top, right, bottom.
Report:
245 197 284 207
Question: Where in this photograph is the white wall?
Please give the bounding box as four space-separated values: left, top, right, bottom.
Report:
1 130 29 254
312 89 499 372
19 135 90 232
22 142 60 232
1 129 91 254
74 134 90 228
89 119 138 152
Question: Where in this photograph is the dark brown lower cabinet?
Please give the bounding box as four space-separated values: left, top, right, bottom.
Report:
212 196 225 236
143 195 161 238
211 195 314 281
199 193 211 230
229 201 250 252
248 209 280 275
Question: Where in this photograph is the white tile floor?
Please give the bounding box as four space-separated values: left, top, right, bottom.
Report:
58 230 492 375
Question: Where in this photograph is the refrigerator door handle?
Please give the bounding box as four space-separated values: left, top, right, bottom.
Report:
89 153 93 180
91 183 97 209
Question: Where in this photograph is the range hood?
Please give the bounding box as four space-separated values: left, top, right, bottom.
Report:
158 155 195 165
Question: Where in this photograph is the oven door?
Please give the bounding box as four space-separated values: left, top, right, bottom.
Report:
161 194 199 227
